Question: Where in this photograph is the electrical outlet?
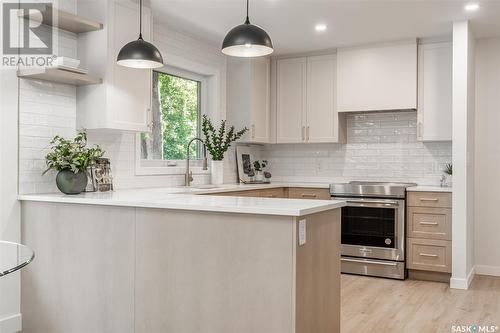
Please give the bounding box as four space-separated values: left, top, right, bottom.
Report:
298 219 306 246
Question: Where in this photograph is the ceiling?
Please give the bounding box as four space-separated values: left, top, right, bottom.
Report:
151 0 500 55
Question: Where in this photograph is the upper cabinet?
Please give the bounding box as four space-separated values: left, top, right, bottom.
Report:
276 57 306 143
276 55 345 144
336 41 417 112
417 42 453 141
227 57 271 143
77 0 153 132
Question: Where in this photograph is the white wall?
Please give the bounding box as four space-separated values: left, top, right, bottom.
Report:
451 21 476 290
264 111 452 185
474 37 500 276
0 67 22 333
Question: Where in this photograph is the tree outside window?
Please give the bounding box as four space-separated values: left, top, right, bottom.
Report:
141 71 201 160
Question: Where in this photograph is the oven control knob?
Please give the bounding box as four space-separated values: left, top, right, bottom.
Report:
385 238 392 245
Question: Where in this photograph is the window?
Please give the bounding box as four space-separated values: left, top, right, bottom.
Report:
140 69 202 161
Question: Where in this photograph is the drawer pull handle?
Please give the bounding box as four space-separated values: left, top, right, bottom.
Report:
419 253 438 258
301 193 317 198
419 221 438 226
419 198 439 202
264 195 277 198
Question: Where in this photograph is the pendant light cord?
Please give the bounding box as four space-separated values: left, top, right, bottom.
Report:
245 0 250 24
139 0 143 39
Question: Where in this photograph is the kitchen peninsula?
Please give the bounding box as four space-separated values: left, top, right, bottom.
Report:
18 186 345 333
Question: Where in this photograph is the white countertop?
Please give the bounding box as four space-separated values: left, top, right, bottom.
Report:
18 183 343 217
406 185 453 193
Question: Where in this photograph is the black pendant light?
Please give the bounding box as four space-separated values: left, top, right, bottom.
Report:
117 0 163 69
222 0 273 57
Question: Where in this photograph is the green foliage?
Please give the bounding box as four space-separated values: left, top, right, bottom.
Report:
43 130 104 174
202 115 248 161
158 72 199 160
253 160 268 171
444 163 452 175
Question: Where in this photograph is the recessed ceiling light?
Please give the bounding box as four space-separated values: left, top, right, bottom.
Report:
315 24 327 32
464 3 480 11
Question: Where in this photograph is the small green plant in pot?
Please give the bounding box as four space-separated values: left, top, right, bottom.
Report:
442 163 453 187
43 130 104 195
201 115 247 185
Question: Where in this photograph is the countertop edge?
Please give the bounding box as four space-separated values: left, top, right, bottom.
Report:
406 186 453 193
18 194 346 217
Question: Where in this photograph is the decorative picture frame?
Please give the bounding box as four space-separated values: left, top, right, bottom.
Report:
235 144 270 184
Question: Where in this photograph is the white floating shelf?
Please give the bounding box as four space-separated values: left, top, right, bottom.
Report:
22 5 103 34
17 68 102 86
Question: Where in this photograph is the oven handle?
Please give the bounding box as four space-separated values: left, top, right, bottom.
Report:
341 257 399 267
343 200 400 208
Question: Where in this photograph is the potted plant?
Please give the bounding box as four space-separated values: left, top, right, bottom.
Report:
202 115 247 185
443 163 452 187
43 130 104 195
253 160 268 181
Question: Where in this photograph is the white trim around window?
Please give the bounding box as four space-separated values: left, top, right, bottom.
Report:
135 57 222 176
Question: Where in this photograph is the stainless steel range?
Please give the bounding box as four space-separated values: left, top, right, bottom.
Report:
330 181 416 279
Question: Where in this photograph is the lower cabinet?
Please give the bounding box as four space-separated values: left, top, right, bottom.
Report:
406 191 452 281
287 188 331 200
407 238 452 273
210 187 331 200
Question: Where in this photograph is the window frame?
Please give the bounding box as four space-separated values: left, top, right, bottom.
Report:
135 65 210 176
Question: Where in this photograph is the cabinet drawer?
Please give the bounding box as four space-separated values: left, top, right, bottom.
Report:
407 207 452 240
407 192 451 208
260 188 286 198
407 238 451 273
288 188 330 200
212 190 262 197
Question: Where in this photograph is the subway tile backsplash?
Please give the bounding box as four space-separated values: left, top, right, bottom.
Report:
264 111 452 185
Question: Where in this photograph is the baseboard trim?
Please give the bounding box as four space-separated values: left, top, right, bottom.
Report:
0 313 22 333
475 265 500 277
450 266 476 290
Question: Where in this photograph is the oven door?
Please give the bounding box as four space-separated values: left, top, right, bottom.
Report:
333 197 405 261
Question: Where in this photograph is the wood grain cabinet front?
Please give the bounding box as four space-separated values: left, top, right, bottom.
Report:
406 191 452 279
288 188 331 200
407 207 452 240
407 238 452 273
260 187 287 198
407 191 452 208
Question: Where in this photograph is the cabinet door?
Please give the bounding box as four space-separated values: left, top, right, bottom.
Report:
337 41 417 112
110 0 152 131
250 58 271 143
417 43 452 141
276 58 306 143
306 55 337 143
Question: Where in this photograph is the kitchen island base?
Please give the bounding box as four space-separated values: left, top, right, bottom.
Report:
20 201 340 333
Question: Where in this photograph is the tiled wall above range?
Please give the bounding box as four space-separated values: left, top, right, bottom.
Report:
264 111 452 185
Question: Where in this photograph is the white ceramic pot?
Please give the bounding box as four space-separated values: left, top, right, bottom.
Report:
255 171 264 182
211 160 224 185
446 174 453 187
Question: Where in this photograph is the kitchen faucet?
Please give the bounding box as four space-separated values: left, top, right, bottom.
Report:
185 137 208 186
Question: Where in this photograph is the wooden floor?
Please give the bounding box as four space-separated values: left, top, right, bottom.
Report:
341 274 500 333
